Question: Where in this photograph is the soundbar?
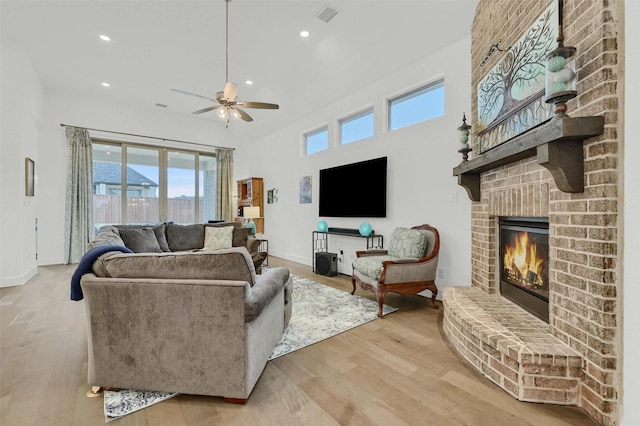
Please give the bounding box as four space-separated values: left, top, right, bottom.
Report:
327 227 371 236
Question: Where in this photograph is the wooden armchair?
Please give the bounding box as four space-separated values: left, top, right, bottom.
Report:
351 224 440 317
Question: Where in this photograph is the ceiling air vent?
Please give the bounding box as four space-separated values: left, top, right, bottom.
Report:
316 5 338 23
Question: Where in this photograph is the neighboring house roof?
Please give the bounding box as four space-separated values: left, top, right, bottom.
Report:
93 162 158 187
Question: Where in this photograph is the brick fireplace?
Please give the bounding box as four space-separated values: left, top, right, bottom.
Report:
443 1 621 425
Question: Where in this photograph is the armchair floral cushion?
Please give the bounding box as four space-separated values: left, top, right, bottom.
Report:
387 227 429 259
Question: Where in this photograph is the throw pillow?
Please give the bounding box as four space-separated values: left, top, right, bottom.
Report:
204 226 234 250
152 224 170 252
87 225 125 249
251 251 267 270
387 227 428 259
118 228 162 253
166 224 205 251
204 222 249 248
232 226 250 248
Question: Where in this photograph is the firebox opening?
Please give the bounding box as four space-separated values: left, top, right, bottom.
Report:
499 217 550 323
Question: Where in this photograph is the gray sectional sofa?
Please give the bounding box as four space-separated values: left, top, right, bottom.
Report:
78 222 293 402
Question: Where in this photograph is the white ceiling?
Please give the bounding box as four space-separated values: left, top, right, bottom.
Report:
1 0 478 142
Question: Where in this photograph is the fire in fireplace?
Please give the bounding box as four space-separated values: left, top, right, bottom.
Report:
499 217 549 322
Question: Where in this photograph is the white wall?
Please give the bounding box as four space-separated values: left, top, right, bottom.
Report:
245 37 473 294
621 1 639 424
0 39 44 287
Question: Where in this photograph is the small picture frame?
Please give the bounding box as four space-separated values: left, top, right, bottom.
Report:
267 189 274 204
299 176 312 204
25 157 35 197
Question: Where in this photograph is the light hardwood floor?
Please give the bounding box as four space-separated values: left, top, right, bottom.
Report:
0 258 595 425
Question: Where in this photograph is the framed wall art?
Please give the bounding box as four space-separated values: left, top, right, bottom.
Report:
25 157 35 197
267 188 279 204
476 1 558 153
299 176 312 204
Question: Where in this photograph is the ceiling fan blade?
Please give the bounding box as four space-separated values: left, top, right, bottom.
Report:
192 105 219 115
223 82 238 101
234 107 253 122
236 101 280 110
171 88 217 102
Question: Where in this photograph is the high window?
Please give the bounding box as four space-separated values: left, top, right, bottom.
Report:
305 127 329 155
92 141 217 227
340 108 374 145
388 79 445 131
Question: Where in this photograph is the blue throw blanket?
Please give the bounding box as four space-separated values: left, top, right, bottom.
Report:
70 245 133 301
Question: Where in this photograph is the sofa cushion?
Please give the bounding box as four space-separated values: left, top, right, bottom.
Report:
204 225 234 250
387 227 428 259
166 224 204 251
152 224 170 252
88 225 125 249
92 247 258 285
118 228 162 253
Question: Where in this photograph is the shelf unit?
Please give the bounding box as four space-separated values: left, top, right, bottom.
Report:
235 177 264 234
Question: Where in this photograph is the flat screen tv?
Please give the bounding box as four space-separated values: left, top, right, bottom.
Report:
319 156 387 218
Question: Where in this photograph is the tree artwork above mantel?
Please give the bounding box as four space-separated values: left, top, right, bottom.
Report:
476 1 558 153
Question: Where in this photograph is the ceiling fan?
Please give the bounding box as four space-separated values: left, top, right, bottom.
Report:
171 0 279 125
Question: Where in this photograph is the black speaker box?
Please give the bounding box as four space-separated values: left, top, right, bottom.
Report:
315 252 338 277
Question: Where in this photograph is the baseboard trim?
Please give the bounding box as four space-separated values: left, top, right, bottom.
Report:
0 266 38 288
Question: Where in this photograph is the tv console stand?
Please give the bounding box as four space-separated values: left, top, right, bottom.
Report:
312 230 383 274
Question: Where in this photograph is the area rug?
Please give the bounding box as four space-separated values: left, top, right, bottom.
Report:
269 274 397 359
103 273 397 421
104 389 177 422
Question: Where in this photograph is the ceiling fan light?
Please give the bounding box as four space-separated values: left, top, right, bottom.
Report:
216 106 228 120
230 108 242 121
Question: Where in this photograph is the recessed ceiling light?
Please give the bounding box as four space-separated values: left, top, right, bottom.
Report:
99 34 111 42
300 30 310 38
245 80 253 85
101 82 110 87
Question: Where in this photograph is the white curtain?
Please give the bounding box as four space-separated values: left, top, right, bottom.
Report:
215 147 234 222
63 126 94 263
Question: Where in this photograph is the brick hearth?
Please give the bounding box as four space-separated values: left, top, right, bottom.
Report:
443 287 582 405
443 1 622 425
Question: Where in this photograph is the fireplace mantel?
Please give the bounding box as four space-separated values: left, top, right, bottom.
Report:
453 116 605 201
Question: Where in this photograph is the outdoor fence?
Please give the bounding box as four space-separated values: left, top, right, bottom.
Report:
94 194 199 225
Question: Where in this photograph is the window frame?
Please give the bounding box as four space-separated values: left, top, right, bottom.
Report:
304 126 329 156
339 107 374 145
387 78 445 132
92 139 217 226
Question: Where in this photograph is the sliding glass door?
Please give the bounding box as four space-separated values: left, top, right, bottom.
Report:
93 144 123 226
126 146 160 225
167 151 196 224
199 154 217 223
92 141 216 229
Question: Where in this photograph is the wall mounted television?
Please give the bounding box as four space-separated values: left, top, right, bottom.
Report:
319 156 387 218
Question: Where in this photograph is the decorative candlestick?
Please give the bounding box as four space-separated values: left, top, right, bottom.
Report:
457 113 472 161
